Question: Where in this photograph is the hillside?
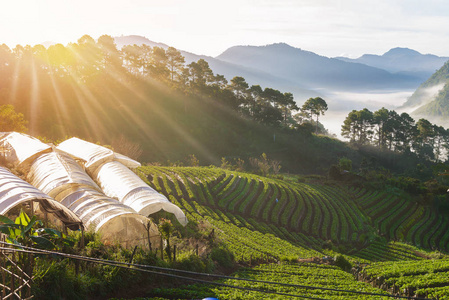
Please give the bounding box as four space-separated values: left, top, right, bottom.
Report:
2 70 356 174
140 166 449 255
336 47 449 81
0 37 375 175
413 84 449 117
402 60 449 117
134 165 449 299
216 43 422 91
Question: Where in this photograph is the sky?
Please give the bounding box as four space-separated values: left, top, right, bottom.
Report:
1 0 449 58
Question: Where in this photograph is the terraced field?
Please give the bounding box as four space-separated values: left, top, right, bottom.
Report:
136 166 449 299
139 166 449 254
361 259 449 299
149 262 391 299
139 166 376 247
353 187 449 251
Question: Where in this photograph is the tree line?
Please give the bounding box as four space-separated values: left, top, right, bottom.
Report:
3 33 448 166
0 34 317 129
341 107 449 162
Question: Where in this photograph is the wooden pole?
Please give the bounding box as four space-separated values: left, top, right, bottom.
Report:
129 246 138 266
160 236 164 261
30 201 34 217
10 252 14 299
1 250 5 299
147 222 152 252
173 245 176 262
80 226 85 249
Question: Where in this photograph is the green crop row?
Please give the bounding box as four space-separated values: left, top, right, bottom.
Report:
151 262 390 299
363 259 449 279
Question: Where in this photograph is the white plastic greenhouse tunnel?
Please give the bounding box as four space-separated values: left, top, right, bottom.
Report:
0 166 82 231
27 149 159 248
0 132 168 249
57 137 188 226
0 132 52 169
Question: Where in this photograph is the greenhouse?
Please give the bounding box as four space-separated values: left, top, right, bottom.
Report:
0 132 185 247
0 132 52 169
0 166 82 230
58 137 188 225
27 149 158 247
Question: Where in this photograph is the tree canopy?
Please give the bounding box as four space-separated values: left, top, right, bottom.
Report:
0 104 28 133
341 107 449 162
301 97 328 134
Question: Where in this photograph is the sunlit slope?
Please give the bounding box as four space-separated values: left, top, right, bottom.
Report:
361 259 449 299
8 72 262 163
5 69 358 173
402 59 449 115
138 166 449 261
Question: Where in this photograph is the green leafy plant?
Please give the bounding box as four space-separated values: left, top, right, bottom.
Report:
0 210 75 250
158 218 174 260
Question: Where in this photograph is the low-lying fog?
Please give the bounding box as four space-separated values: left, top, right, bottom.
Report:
312 89 415 139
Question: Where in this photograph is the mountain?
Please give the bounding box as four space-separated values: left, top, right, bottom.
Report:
114 36 317 99
401 60 449 116
412 85 449 117
216 43 422 91
114 35 170 49
336 47 449 81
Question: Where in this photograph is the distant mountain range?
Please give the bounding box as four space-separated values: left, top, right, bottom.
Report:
38 35 449 106
114 36 449 100
216 43 422 91
114 36 449 119
114 36 317 99
335 48 449 82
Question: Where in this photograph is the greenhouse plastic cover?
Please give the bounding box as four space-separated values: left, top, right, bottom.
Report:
57 137 141 173
60 187 157 247
0 132 52 168
61 187 151 234
93 161 188 226
27 150 102 201
27 149 154 245
57 138 187 226
0 166 82 230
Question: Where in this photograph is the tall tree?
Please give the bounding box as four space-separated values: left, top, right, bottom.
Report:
46 44 75 76
301 97 328 134
414 118 435 160
395 112 416 153
72 34 102 80
433 125 447 162
121 44 144 75
166 47 185 83
149 46 169 81
229 76 249 112
373 107 389 148
187 59 214 87
341 108 374 144
97 34 122 71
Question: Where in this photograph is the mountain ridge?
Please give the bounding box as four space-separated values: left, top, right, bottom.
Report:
336 47 449 81
216 42 422 91
114 36 318 99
